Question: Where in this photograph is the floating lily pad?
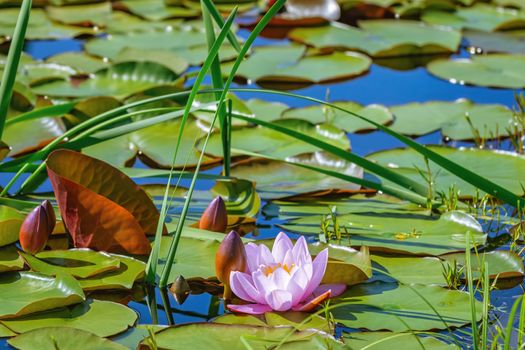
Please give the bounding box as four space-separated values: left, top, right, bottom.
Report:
84 116 220 168
199 120 350 159
282 101 393 133
111 325 167 349
214 312 330 332
224 45 371 85
0 272 85 319
464 30 525 54
366 146 525 197
138 323 345 349
33 62 181 99
77 254 145 291
118 0 200 21
0 206 25 247
271 194 485 255
1 300 137 337
45 2 112 26
423 4 525 31
289 21 461 57
390 99 516 140
343 331 459 349
230 152 363 199
0 8 93 40
20 249 121 279
243 98 289 122
0 245 24 273
0 323 15 337
46 52 109 74
106 11 183 34
8 327 128 350
192 91 253 127
332 282 482 331
115 48 189 75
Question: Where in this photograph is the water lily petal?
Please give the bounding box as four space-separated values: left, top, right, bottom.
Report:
230 271 260 303
270 267 292 290
252 269 276 298
245 243 260 273
288 267 310 305
266 289 293 311
292 235 310 266
313 283 347 298
292 290 331 312
302 248 328 297
259 244 275 266
272 232 293 263
227 303 273 315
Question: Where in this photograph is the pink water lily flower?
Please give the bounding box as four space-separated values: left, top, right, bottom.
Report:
228 232 346 314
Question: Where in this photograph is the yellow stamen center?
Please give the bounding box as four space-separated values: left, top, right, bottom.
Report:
262 263 295 276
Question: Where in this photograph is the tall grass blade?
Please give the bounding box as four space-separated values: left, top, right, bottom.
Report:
481 261 489 350
504 295 523 350
0 0 32 139
158 0 288 287
465 234 479 349
144 8 238 284
201 0 241 53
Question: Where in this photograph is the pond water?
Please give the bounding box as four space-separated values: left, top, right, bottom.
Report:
1 8 525 349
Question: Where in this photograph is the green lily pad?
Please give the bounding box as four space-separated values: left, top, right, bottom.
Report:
78 254 145 291
332 282 482 331
115 48 189 75
0 205 25 247
423 4 525 31
281 101 393 133
111 325 167 349
0 8 93 40
1 300 137 337
8 327 128 350
390 99 516 140
464 29 525 54
343 332 459 349
20 249 121 278
427 54 525 88
0 245 24 273
0 272 85 319
198 120 350 159
106 11 183 34
84 115 220 168
192 91 253 127
118 0 200 21
366 146 525 197
138 323 345 349
224 45 371 85
0 323 16 337
230 152 363 199
214 312 330 332
45 2 112 26
289 20 461 57
243 98 289 122
46 52 109 74
33 62 181 99
271 194 485 255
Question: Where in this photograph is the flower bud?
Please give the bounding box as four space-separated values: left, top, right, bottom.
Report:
215 231 247 298
170 275 190 305
19 200 56 254
199 196 227 233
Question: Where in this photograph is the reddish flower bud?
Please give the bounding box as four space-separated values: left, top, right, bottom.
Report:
19 200 56 254
215 231 247 289
199 196 227 233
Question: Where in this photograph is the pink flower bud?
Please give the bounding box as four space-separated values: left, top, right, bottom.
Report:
215 231 247 289
199 196 227 233
19 200 56 254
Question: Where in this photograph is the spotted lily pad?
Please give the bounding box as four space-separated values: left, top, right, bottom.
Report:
289 20 461 57
33 62 181 99
20 249 121 278
332 282 482 331
366 146 525 197
1 300 137 337
0 272 85 319
8 327 128 350
281 101 393 133
224 45 371 85
270 194 485 255
390 99 516 140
